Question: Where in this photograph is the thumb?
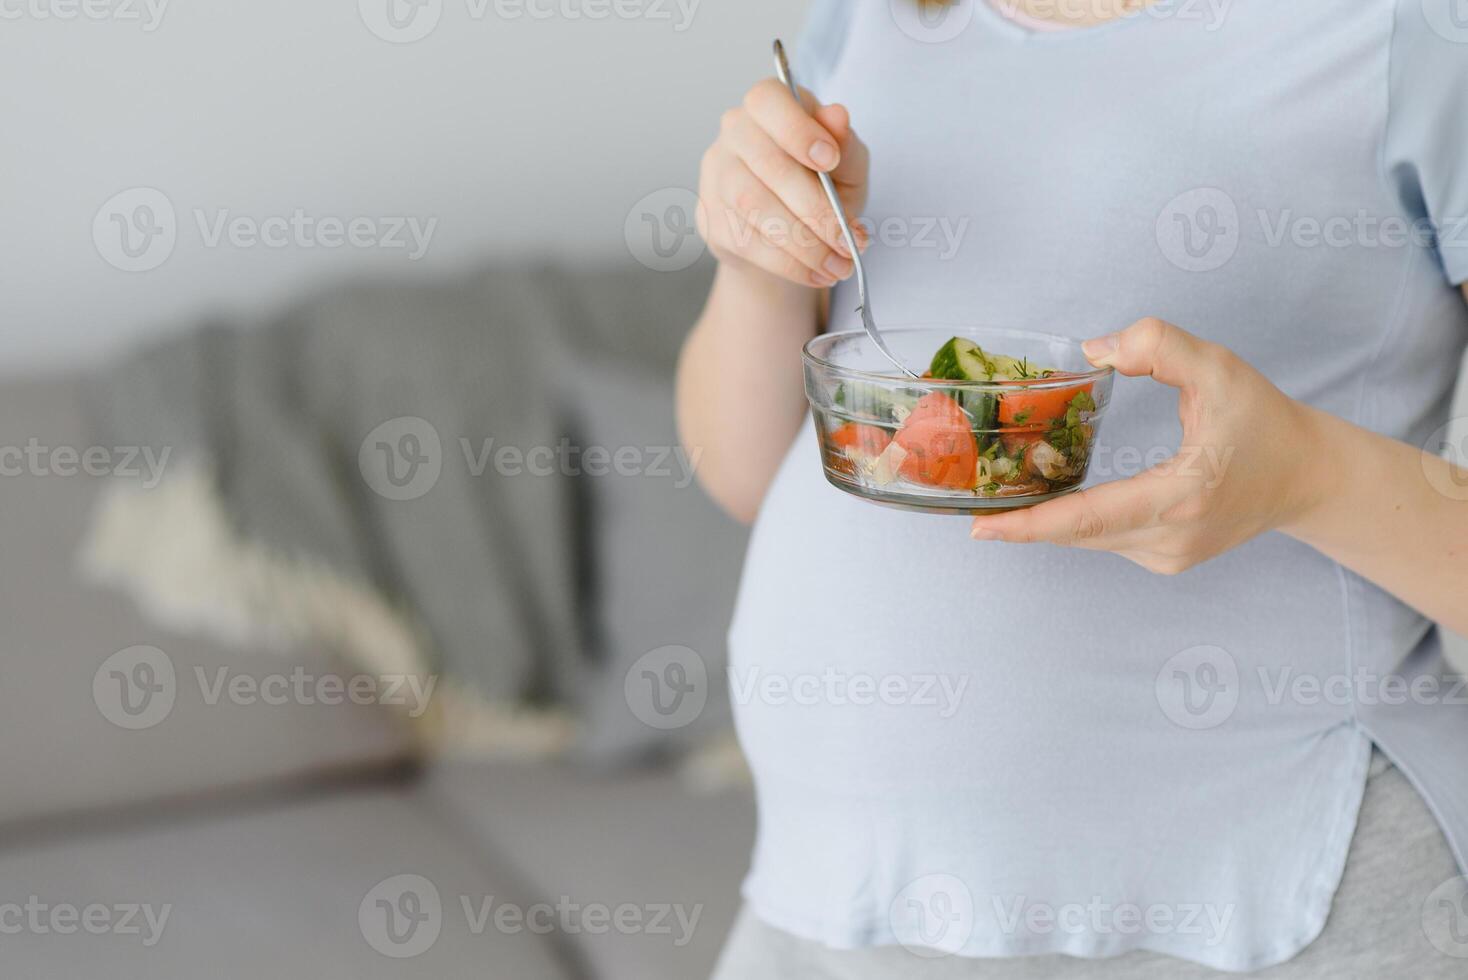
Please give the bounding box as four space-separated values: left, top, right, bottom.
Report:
1081 317 1223 391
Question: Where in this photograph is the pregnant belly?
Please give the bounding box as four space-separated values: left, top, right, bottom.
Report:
728 424 1355 795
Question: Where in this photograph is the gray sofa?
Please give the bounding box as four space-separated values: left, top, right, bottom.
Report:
0 263 755 979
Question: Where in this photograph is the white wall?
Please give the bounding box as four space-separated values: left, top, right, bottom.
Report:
0 0 809 369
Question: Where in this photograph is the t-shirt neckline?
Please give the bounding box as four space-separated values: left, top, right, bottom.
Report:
976 0 1181 42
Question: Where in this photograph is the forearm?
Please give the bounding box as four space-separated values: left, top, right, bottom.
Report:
676 262 821 523
1282 405 1468 634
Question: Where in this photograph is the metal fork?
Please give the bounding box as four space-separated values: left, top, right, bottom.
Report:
772 39 919 379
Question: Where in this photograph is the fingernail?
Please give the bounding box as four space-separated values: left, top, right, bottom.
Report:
1083 334 1119 362
809 141 838 170
970 524 1001 540
833 239 852 258
823 255 853 279
811 272 838 288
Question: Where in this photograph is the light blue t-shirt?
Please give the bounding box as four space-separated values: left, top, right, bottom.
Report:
729 0 1468 971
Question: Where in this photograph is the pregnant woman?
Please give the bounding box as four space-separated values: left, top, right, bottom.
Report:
679 0 1468 976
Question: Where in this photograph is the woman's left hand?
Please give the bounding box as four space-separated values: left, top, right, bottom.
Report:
968 318 1332 574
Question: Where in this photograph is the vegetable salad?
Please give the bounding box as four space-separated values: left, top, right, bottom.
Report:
824 337 1097 498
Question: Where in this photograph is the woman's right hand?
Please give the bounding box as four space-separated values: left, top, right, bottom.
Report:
697 78 871 289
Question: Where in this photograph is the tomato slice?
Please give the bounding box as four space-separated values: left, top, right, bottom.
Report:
996 377 1094 454
904 390 971 428
893 392 978 490
997 376 1094 429
830 422 892 458
998 378 1092 425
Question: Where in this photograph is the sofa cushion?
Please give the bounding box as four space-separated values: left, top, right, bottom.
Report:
0 373 414 827
542 258 749 765
425 759 755 980
0 780 569 978
566 362 749 765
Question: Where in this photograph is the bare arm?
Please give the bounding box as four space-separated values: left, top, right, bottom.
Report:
1283 403 1468 634
675 79 870 523
676 267 822 523
1285 283 1468 629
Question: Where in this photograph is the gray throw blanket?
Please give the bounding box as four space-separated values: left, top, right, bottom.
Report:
82 261 719 751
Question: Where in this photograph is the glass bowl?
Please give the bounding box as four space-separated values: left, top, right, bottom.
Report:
803 326 1114 514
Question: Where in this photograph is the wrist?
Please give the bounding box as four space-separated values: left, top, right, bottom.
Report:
1276 403 1359 545
714 257 816 306
708 259 822 340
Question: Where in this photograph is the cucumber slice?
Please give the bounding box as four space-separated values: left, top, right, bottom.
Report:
985 354 1029 380
928 337 993 381
929 338 1055 382
963 391 999 440
832 381 919 425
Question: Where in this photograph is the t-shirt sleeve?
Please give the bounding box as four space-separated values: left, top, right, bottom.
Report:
1386 0 1468 285
792 0 854 98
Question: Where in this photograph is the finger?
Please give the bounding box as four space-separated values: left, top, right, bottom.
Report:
812 102 850 142
699 169 839 288
733 230 840 288
968 470 1182 548
1080 317 1232 392
713 157 853 282
725 111 861 259
745 78 843 173
813 103 869 202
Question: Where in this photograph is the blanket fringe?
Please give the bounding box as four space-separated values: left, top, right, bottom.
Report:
77 462 574 761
